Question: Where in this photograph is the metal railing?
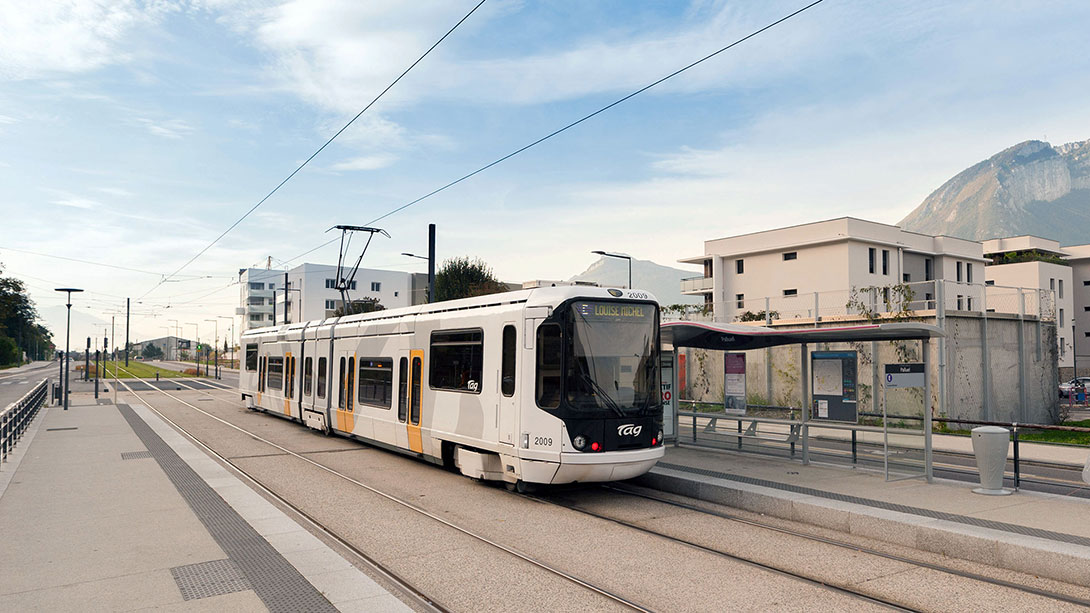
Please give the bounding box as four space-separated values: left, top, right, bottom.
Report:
1 379 49 468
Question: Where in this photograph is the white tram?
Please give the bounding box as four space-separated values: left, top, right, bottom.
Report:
239 286 664 486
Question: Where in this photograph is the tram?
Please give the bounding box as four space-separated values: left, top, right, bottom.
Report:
239 286 664 486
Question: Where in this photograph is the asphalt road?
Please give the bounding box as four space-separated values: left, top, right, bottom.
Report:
0 361 59 408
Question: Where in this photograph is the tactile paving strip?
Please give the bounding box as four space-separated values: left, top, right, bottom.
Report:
117 404 337 612
121 450 153 460
171 558 250 600
658 461 1090 548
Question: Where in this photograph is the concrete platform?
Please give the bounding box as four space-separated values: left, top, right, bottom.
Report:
0 397 412 612
636 444 1090 587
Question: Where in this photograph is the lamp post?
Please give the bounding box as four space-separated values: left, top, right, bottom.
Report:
205 318 219 379
591 250 632 289
187 322 199 374
402 251 433 304
168 318 179 361
54 288 83 411
218 316 233 370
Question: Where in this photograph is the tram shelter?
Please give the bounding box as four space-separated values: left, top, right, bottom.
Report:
659 321 945 481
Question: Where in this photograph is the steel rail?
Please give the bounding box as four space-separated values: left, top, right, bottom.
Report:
593 485 1090 609
114 370 654 613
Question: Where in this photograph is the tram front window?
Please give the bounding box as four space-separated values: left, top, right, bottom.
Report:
564 301 658 416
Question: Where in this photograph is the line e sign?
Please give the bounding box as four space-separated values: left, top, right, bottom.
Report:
884 363 925 389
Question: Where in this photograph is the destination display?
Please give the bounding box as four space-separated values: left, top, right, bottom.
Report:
574 302 653 322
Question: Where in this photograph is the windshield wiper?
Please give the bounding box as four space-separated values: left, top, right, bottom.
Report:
575 370 626 417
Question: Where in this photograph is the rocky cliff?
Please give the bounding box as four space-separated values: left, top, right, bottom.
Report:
899 139 1090 244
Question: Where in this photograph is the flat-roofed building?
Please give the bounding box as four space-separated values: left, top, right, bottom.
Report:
239 268 284 330
983 236 1074 368
1063 243 1090 374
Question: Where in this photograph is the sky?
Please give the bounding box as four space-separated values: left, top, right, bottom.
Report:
2 0 1089 349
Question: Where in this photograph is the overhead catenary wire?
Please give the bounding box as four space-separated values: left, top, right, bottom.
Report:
138 0 489 302
365 0 825 226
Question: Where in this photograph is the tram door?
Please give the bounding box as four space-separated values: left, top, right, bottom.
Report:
334 348 356 434
498 323 518 446
395 351 410 450
406 349 424 454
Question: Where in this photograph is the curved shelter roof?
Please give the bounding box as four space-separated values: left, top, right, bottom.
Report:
661 321 945 351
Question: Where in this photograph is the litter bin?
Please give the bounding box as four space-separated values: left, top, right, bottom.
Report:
971 426 1013 495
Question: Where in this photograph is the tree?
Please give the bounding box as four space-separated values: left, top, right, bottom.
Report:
433 257 507 302
142 343 164 360
333 297 384 316
0 336 18 366
0 263 54 364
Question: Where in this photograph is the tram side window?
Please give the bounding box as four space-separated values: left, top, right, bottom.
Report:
338 357 346 408
358 358 392 408
317 357 327 399
303 357 313 396
501 325 516 397
267 356 284 390
346 357 355 412
536 323 562 409
245 344 257 371
258 356 266 392
285 357 295 399
430 329 483 393
397 357 408 422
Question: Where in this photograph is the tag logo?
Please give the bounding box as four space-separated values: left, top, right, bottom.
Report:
617 424 642 436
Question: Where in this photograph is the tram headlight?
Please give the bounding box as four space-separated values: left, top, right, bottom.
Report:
657 430 664 445
572 435 587 450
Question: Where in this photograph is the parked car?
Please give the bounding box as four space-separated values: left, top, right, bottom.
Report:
1059 377 1090 398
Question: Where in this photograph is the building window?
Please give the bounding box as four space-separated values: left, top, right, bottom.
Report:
325 299 336 310
783 252 797 261
249 282 264 290
371 281 381 292
783 289 797 296
736 259 744 274
882 250 889 275
248 296 264 305
1059 279 1064 299
394 291 399 297
501 325 517 397
249 314 262 322
267 314 275 321
704 260 713 278
967 263 973 284
868 248 876 274
317 357 327 399
325 278 336 289
1084 306 1090 312
925 292 933 306
956 262 963 282
430 329 483 393
967 296 973 310
985 280 995 286
1060 309 1065 327
349 280 357 290
736 293 744 308
267 356 284 390
1084 280 1090 286
1085 332 1090 338
268 284 275 290
956 295 963 310
1050 278 1055 291
358 359 393 408
903 273 911 282
925 258 933 281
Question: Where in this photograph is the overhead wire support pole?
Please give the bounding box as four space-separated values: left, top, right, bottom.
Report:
135 0 488 302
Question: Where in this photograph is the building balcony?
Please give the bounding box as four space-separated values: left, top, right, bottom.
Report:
680 276 713 295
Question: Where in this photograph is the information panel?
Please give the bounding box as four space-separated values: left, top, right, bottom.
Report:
884 363 924 388
723 352 746 415
810 351 858 422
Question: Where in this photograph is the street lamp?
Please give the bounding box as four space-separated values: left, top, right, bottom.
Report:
205 318 219 379
54 287 83 411
591 250 632 289
402 251 434 304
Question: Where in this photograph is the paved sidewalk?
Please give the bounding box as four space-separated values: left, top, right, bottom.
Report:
0 397 411 612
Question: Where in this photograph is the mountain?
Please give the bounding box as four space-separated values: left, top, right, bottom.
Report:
899 139 1090 244
570 257 703 306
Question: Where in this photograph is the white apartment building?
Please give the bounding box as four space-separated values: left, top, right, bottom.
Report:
1065 244 1090 368
983 236 1074 368
274 263 427 324
679 217 986 320
238 267 284 330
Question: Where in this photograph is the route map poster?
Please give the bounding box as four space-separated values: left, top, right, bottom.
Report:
810 351 858 422
723 352 746 415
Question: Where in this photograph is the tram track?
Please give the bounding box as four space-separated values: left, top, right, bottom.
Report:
112 370 655 613
529 484 1090 611
115 374 1090 610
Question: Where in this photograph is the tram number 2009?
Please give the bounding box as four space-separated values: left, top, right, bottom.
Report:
533 436 553 447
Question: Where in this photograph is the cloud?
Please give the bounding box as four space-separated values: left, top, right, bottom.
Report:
93 186 135 197
0 114 16 124
0 1 177 80
51 197 100 209
134 117 194 139
330 154 398 171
